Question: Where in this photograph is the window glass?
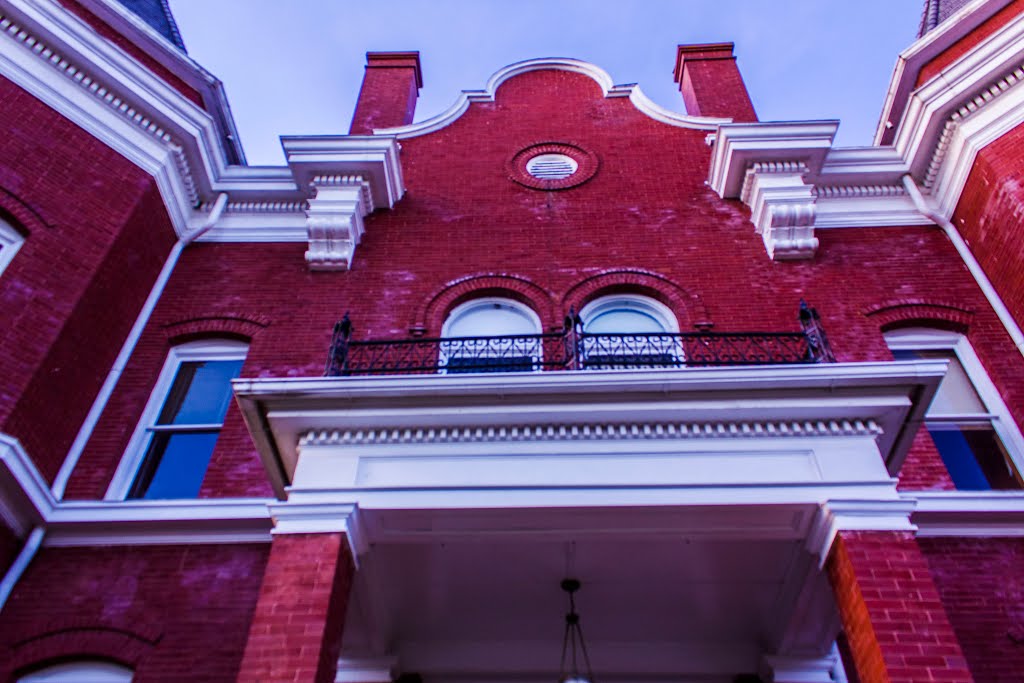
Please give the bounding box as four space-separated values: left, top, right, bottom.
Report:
157 360 243 425
579 295 680 369
888 333 1022 491
119 343 247 500
584 307 666 334
0 217 25 276
441 299 541 374
19 661 133 682
444 301 537 338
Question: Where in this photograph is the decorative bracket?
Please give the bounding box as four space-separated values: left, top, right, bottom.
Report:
708 121 838 261
741 162 818 259
282 136 404 271
304 175 372 270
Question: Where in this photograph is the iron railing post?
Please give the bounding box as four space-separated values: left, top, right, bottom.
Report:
563 307 583 370
799 300 836 363
325 312 352 376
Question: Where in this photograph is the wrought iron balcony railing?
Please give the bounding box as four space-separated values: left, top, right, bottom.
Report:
325 301 836 377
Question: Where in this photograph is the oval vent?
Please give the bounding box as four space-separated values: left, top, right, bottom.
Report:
526 154 579 180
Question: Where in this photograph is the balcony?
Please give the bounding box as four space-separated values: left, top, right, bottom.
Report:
325 301 836 376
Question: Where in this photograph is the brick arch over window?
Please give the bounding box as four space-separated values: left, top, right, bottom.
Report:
162 313 271 345
414 274 558 335
562 269 711 330
0 187 54 236
864 298 974 333
3 620 160 679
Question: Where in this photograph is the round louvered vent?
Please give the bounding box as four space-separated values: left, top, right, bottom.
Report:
508 143 598 190
526 154 579 180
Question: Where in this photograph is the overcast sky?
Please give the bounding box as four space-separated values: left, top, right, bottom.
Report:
166 1 925 166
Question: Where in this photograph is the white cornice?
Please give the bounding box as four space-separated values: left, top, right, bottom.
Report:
805 499 918 567
910 491 1024 536
374 58 729 139
0 430 273 545
234 361 944 496
874 0 1011 146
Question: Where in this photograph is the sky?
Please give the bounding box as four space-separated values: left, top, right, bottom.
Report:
166 1 926 166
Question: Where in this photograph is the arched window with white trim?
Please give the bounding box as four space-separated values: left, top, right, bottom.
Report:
886 328 1024 490
19 661 133 682
106 339 248 499
441 298 542 373
0 216 25 276
579 294 682 369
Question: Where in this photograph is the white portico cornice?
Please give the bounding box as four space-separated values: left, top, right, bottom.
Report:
233 361 945 498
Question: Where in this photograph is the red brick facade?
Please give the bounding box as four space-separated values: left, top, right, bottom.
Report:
1 2 1024 682
0 544 269 682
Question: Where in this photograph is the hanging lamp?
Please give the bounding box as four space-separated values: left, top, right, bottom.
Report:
559 578 595 683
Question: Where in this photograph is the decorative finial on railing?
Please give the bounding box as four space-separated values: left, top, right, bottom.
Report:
799 300 836 363
324 312 353 376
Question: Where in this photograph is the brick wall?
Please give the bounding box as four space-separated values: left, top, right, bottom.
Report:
0 76 176 484
61 69 1024 498
828 531 973 683
0 543 269 681
920 537 1024 683
952 121 1024 329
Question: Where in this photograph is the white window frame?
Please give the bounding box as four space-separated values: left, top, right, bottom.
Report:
579 294 682 367
105 339 248 500
0 216 25 276
18 661 133 682
885 328 1024 485
439 298 543 373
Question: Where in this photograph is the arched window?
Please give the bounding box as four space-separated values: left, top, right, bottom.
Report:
579 295 681 369
106 339 248 499
0 216 26 276
886 328 1023 490
440 298 542 373
19 661 133 682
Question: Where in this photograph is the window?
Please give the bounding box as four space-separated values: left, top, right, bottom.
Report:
886 328 1024 490
441 298 542 373
19 661 133 682
579 295 681 369
106 340 246 500
0 216 25 276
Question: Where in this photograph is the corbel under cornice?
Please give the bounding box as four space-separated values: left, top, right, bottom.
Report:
282 136 405 270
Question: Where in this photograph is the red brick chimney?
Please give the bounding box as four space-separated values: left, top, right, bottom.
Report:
349 51 423 135
673 43 757 122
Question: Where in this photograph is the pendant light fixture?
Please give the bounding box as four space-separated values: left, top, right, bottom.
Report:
559 578 595 683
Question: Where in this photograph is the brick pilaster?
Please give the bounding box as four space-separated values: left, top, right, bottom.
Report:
236 533 355 683
826 531 974 683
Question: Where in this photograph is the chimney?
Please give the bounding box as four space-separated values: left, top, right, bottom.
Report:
349 51 423 135
673 43 757 122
